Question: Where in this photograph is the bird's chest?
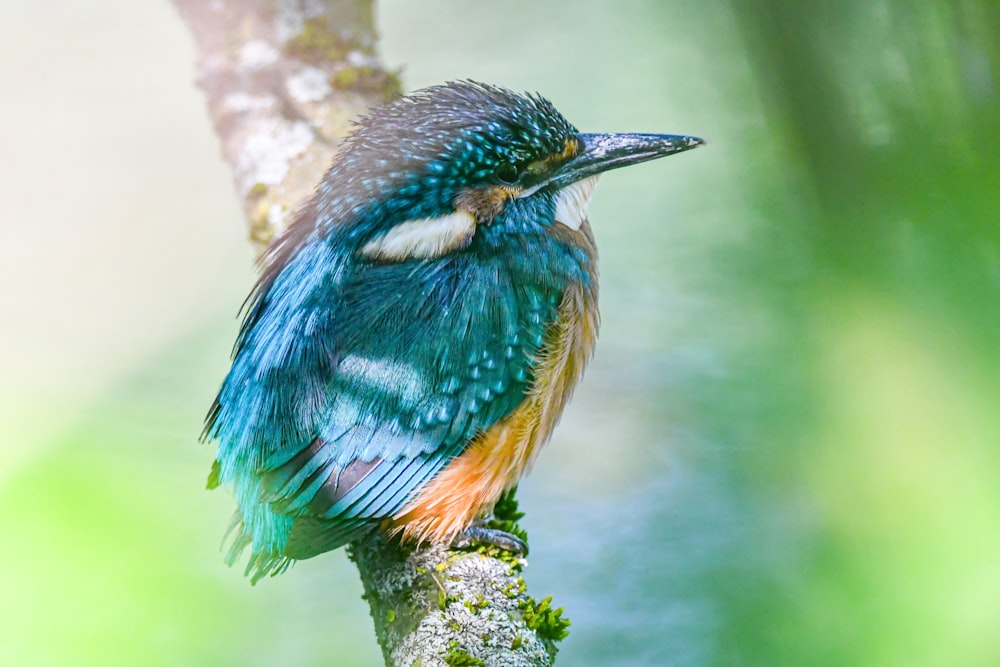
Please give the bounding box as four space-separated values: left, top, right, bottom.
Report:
391 273 599 542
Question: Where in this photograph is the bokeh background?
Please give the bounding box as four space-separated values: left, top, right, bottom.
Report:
2 1 999 665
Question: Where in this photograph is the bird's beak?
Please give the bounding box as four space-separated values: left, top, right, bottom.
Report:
546 133 706 189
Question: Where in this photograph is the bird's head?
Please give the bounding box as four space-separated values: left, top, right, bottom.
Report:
267 81 703 276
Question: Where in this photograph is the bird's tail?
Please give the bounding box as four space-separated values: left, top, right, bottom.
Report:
221 512 293 584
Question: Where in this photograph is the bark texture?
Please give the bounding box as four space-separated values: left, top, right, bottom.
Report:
174 1 565 664
351 531 563 667
174 0 396 248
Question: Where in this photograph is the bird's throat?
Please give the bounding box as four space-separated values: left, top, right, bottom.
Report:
553 176 600 231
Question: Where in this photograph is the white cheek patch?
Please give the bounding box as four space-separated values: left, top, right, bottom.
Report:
361 210 477 261
554 175 600 231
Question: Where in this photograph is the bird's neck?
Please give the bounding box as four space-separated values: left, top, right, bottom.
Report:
472 195 597 293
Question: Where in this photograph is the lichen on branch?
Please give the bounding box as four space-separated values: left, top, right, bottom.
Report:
174 0 400 248
350 489 567 666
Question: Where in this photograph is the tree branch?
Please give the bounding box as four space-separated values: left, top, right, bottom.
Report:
350 499 568 667
174 0 397 248
174 1 567 664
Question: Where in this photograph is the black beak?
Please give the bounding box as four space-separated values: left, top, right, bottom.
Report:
546 133 706 189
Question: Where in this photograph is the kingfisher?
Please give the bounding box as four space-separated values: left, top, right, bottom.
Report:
204 81 704 581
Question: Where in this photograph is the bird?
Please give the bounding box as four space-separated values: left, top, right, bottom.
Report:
203 80 704 581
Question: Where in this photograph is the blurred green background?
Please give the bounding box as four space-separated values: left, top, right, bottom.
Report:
2 1 998 665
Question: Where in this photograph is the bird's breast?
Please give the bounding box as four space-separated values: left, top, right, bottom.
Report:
392 269 599 544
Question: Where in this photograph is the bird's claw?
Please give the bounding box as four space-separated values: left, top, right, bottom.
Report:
452 525 528 557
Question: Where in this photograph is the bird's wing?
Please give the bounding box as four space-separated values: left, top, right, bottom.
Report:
206 241 558 572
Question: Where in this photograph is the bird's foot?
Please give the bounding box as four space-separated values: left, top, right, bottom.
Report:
452 525 528 557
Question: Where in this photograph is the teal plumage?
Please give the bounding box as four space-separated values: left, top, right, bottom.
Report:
203 81 704 581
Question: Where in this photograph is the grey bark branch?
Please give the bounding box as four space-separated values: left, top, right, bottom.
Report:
174 1 564 664
351 533 561 666
174 0 388 248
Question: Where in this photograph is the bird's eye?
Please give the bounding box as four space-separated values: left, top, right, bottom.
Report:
495 162 520 185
